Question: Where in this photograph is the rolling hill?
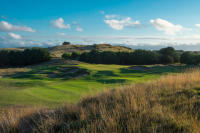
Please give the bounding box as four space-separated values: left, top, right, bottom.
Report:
48 44 133 57
0 43 134 58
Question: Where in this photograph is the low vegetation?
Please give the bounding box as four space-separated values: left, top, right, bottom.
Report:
63 46 200 65
0 59 187 107
180 51 200 65
49 44 133 57
1 68 200 132
1 44 200 132
63 47 179 65
0 48 51 67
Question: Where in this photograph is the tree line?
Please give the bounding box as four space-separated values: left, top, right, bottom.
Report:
180 52 200 65
62 47 200 65
0 48 51 67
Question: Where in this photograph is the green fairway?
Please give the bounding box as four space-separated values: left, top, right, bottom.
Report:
0 61 188 107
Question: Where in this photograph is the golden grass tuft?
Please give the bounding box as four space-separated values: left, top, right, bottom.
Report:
1 68 200 132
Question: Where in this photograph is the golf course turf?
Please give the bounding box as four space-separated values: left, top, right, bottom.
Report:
0 60 189 107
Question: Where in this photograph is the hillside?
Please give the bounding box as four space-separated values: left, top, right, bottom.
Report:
0 48 24 51
1 68 200 132
48 44 133 57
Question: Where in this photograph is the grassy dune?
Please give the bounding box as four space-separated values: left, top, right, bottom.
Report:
1 68 200 132
0 59 188 107
48 44 133 57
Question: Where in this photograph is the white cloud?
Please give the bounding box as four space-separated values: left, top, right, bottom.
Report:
57 32 67 37
51 18 70 29
1 16 7 19
2 33 200 50
76 26 83 32
72 21 78 25
0 21 35 32
195 24 200 28
150 18 183 35
100 11 105 15
105 14 119 19
104 16 141 30
72 21 83 32
8 32 22 39
0 35 62 48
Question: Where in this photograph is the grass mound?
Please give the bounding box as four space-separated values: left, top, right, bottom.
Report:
1 68 200 133
47 66 89 79
49 44 133 57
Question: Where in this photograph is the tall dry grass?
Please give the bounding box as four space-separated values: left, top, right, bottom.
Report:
1 68 200 133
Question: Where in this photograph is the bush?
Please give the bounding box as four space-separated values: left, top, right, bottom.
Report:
0 48 51 67
131 50 159 65
78 49 160 65
62 42 71 45
159 47 180 64
160 55 174 64
63 47 200 65
62 53 72 60
0 50 10 66
180 52 200 65
71 52 81 60
23 48 51 65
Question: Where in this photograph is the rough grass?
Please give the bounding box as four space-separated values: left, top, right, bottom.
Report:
1 68 200 133
48 44 133 57
0 59 189 107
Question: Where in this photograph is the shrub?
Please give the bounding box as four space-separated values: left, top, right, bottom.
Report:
71 52 81 60
2 68 200 132
62 42 71 45
79 49 160 65
159 47 179 64
62 53 72 60
180 52 200 65
131 50 159 65
0 48 51 67
65 47 200 65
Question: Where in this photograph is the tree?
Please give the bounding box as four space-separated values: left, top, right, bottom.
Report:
159 47 179 64
0 50 9 66
160 55 174 64
62 42 71 45
0 48 51 67
75 47 183 65
180 52 198 65
130 50 159 65
159 47 175 55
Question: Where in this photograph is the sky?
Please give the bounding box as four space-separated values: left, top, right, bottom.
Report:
1 0 200 50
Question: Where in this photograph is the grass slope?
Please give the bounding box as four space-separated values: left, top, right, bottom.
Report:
0 59 189 107
48 44 133 57
1 68 200 133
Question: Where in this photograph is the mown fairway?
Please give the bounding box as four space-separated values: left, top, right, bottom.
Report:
0 59 188 107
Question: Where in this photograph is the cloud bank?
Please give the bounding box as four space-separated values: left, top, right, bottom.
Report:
150 18 183 35
0 21 35 32
8 32 22 39
104 15 141 30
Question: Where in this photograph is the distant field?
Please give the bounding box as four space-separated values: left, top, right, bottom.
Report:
0 59 190 107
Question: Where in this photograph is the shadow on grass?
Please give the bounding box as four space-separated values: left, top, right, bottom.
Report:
97 79 126 84
120 65 193 75
9 65 90 80
0 80 45 90
93 71 118 77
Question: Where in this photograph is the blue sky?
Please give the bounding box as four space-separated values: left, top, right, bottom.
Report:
1 0 200 49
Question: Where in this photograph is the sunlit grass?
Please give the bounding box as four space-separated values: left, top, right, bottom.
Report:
1 67 200 132
0 61 190 107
